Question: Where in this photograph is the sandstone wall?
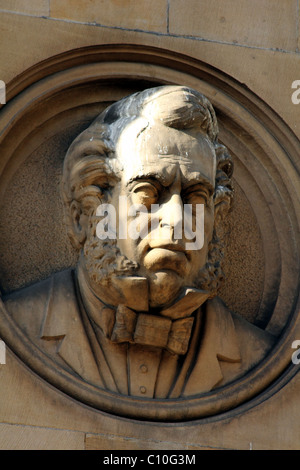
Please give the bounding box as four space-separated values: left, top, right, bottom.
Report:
0 0 299 450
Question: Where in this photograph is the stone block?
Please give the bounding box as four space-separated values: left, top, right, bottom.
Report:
0 0 49 16
0 423 85 450
50 0 168 33
169 0 298 51
1 12 299 140
0 3 299 451
0 349 299 449
85 433 216 450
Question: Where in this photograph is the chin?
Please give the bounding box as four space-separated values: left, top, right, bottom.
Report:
147 270 184 308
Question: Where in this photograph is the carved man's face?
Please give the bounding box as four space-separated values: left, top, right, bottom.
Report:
111 118 216 308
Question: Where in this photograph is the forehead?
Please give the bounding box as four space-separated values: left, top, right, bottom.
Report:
115 118 216 188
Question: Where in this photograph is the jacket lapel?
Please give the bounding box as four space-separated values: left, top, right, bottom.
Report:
39 272 242 398
180 297 241 397
40 270 104 388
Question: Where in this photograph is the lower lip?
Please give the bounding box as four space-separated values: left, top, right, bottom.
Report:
143 248 188 271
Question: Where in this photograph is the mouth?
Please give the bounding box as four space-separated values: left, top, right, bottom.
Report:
141 245 190 275
147 242 190 260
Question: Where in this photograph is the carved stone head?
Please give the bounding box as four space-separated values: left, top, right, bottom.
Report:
62 86 233 311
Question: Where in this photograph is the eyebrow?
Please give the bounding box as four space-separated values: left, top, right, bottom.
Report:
126 174 169 188
126 174 214 195
182 179 214 195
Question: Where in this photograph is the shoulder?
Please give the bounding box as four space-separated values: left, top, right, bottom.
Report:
3 269 75 337
231 308 276 369
208 296 276 368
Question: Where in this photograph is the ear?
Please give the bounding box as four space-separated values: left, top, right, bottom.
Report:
69 200 87 248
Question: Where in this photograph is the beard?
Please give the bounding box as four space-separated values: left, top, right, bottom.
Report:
195 230 225 298
83 212 224 306
83 213 138 286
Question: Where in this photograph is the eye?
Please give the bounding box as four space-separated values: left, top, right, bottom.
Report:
183 188 209 206
131 181 159 207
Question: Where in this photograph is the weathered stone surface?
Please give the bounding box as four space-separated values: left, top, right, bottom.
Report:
0 350 299 449
169 0 298 51
0 13 299 139
50 0 168 32
85 433 215 450
0 1 299 451
0 423 84 450
0 0 49 16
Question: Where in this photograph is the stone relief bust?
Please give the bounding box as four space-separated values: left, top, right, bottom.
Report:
4 85 275 400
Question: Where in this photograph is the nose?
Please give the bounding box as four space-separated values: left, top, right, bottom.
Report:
157 193 183 239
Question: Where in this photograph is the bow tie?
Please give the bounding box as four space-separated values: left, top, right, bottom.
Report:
108 305 194 355
77 263 210 355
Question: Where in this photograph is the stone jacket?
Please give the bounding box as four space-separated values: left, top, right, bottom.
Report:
4 269 275 399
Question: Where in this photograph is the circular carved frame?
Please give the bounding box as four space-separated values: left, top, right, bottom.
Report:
0 45 299 422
